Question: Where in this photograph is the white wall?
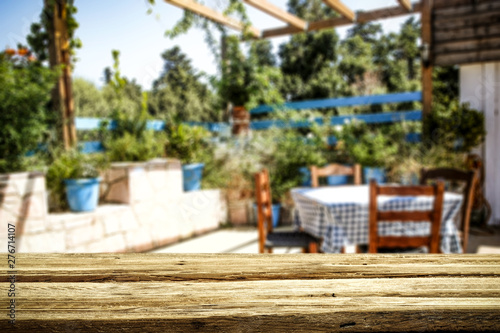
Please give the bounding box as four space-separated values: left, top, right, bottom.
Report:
460 63 500 225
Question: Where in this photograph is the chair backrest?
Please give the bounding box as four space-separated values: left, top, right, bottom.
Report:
255 169 273 254
369 179 445 254
420 168 477 252
310 163 362 188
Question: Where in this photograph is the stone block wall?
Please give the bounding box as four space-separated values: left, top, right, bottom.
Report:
1 160 227 253
0 172 48 251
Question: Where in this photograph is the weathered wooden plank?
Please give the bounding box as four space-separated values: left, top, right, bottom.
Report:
321 0 355 21
2 278 500 331
433 0 496 10
307 16 351 32
357 2 422 23
434 25 500 44
435 48 500 66
434 36 500 55
6 253 500 282
421 0 433 117
433 10 500 30
434 0 500 20
2 254 500 332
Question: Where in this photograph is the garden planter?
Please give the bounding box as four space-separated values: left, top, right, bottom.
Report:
232 106 250 135
182 163 205 192
363 167 386 184
253 203 281 228
64 178 101 212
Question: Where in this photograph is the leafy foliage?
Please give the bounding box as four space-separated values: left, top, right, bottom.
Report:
27 0 82 64
425 101 486 152
0 51 57 173
164 123 213 164
149 46 219 122
101 50 166 162
338 121 399 168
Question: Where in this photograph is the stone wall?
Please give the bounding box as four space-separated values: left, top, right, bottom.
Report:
1 159 227 253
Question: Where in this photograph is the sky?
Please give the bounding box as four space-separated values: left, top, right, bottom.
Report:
0 0 416 90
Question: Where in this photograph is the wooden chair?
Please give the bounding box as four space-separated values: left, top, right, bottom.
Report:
368 179 445 254
420 168 477 253
310 163 362 188
255 169 319 254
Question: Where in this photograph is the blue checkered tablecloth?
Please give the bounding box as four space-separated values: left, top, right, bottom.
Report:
291 185 464 253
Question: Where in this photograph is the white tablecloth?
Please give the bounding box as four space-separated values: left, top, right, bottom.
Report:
291 185 464 253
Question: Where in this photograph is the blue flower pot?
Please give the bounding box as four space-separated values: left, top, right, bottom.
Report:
182 163 205 192
254 203 281 228
363 167 386 184
64 178 101 212
327 174 349 186
299 167 311 186
300 166 350 186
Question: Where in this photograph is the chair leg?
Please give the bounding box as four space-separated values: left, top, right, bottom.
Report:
308 242 318 253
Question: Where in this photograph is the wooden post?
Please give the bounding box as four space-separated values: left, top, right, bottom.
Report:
421 0 433 119
46 0 77 150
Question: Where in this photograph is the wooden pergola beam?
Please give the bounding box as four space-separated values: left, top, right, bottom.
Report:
321 0 355 22
421 0 433 118
262 3 422 39
163 0 260 37
45 0 77 149
243 0 307 30
397 0 413 11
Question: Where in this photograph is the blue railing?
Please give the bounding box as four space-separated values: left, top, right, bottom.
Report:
250 110 422 130
74 92 422 153
250 91 422 114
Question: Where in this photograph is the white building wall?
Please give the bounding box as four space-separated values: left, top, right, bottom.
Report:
460 63 500 225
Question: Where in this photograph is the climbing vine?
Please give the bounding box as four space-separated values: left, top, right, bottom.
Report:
27 0 82 64
146 0 253 64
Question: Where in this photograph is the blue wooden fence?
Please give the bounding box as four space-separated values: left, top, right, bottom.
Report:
250 91 422 114
74 91 422 153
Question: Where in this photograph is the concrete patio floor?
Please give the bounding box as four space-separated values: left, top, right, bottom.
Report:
150 226 500 254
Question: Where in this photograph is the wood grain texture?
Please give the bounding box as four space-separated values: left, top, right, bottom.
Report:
243 0 307 30
321 0 355 21
431 0 500 65
397 0 412 11
5 253 500 282
1 254 499 331
262 3 422 38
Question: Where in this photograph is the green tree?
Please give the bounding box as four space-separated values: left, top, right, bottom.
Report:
149 46 219 122
0 51 57 172
395 17 421 80
278 0 342 101
72 78 108 117
338 35 374 86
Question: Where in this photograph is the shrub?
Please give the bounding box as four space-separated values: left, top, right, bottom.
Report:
164 123 213 164
425 101 486 152
0 50 57 173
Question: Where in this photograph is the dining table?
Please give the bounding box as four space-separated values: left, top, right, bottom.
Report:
291 185 464 253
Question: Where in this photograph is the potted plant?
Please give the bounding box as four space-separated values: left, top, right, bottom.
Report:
339 121 398 184
165 122 213 191
46 150 108 212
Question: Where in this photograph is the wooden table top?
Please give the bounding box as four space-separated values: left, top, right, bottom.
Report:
2 253 500 332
